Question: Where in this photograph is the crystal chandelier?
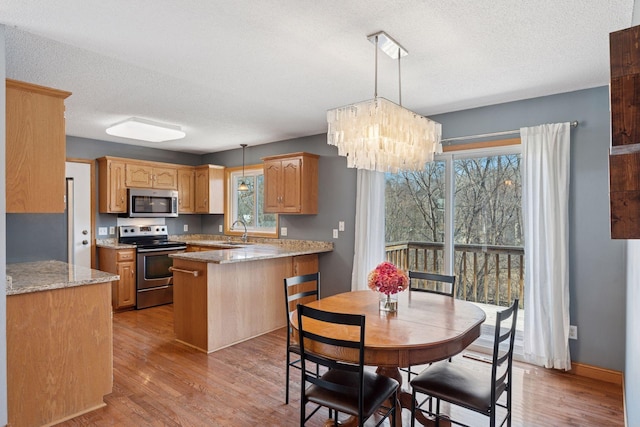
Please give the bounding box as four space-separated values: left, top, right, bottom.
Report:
327 31 442 173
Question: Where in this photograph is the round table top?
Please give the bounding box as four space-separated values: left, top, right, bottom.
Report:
291 290 486 368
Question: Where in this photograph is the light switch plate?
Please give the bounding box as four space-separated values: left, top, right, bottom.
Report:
109 226 115 235
338 221 345 231
219 224 223 232
98 227 108 236
281 227 288 236
183 224 189 232
333 229 339 239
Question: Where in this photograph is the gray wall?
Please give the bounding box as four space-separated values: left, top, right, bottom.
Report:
1 23 9 427
430 86 626 372
203 135 357 298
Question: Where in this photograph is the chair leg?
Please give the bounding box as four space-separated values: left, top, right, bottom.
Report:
410 388 416 427
285 353 290 404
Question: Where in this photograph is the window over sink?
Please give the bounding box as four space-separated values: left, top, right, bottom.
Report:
225 164 279 238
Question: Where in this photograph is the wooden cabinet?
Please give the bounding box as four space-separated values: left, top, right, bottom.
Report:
262 152 319 214
98 157 127 213
292 254 319 276
126 163 178 190
98 247 136 310
609 26 640 238
177 167 196 213
195 165 225 214
5 79 71 213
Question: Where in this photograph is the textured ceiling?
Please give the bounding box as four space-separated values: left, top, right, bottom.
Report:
0 0 634 154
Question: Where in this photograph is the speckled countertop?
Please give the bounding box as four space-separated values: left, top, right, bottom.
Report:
170 242 332 264
6 260 119 296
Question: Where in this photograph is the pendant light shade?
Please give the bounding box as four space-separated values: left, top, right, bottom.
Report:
238 144 250 192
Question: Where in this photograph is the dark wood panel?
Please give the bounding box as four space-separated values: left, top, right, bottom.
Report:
611 190 640 239
610 26 640 78
611 76 640 146
609 152 640 191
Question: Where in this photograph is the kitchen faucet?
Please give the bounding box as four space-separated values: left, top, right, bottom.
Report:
232 219 248 243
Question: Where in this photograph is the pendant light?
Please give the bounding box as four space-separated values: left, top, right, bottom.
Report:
238 144 250 192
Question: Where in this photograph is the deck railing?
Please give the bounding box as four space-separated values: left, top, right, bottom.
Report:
386 241 524 308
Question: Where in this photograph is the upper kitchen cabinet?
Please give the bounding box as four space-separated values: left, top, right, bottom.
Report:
177 166 196 214
195 165 224 214
125 162 178 190
98 157 127 213
6 79 71 213
610 25 640 238
262 152 319 214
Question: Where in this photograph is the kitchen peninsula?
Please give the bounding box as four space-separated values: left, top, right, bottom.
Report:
6 260 118 427
169 239 332 353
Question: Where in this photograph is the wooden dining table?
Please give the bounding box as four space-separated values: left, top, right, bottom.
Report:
290 289 486 427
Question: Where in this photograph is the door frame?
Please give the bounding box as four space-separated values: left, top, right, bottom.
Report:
66 158 96 269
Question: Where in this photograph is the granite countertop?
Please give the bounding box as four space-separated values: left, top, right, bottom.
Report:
6 260 119 296
170 241 333 264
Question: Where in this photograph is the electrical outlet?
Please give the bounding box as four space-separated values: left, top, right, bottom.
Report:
219 224 223 232
109 226 115 235
98 227 108 236
333 229 339 239
281 227 288 236
569 325 578 340
183 224 189 232
338 221 345 232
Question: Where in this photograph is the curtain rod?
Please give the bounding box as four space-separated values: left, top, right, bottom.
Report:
441 120 579 143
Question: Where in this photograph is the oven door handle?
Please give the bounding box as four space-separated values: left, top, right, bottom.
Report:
138 285 171 292
169 266 200 277
138 246 187 253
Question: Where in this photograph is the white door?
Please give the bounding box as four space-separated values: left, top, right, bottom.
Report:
66 161 92 269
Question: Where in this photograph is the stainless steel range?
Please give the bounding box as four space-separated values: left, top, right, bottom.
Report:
118 225 187 309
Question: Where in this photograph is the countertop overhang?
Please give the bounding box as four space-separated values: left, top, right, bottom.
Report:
6 260 119 295
169 242 332 264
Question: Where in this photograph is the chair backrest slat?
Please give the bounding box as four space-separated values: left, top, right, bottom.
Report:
408 271 456 298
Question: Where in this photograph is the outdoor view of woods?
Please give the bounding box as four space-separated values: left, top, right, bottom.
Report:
385 154 524 308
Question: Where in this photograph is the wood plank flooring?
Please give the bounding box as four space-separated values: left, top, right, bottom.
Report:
58 304 624 427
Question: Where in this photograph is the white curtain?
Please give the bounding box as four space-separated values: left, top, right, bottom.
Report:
521 122 571 370
351 169 386 291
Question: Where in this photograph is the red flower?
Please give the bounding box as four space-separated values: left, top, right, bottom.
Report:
367 262 408 296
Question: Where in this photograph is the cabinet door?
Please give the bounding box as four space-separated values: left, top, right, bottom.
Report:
109 160 127 213
281 158 302 213
126 164 153 188
292 254 319 276
6 80 70 213
178 168 196 213
263 160 283 212
153 167 178 190
116 261 136 308
194 168 210 213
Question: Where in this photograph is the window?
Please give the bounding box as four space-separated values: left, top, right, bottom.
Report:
225 164 278 237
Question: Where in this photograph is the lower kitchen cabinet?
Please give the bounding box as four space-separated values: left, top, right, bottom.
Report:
99 247 136 310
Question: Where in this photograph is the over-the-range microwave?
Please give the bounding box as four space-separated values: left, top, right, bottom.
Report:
127 188 179 218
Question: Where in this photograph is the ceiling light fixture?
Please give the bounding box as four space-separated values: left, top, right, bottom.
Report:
106 117 186 142
238 144 250 192
327 31 442 173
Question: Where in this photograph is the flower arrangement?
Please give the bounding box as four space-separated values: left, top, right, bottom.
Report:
367 261 408 296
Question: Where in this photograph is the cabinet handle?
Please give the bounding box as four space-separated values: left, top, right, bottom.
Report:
131 270 134 276
169 267 200 277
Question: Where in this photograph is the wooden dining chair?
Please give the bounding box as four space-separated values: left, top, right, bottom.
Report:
403 271 457 381
410 299 519 427
283 272 320 404
297 304 399 427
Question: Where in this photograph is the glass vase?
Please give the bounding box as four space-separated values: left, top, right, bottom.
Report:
379 292 398 312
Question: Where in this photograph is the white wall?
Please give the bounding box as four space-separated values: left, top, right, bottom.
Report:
1 23 9 426
626 241 639 425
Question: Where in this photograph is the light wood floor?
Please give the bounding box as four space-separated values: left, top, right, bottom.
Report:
58 304 624 427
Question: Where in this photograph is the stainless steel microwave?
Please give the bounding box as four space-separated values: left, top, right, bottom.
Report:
128 188 179 218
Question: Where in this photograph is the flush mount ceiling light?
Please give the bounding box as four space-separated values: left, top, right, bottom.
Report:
238 144 250 192
327 31 442 173
106 117 186 142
